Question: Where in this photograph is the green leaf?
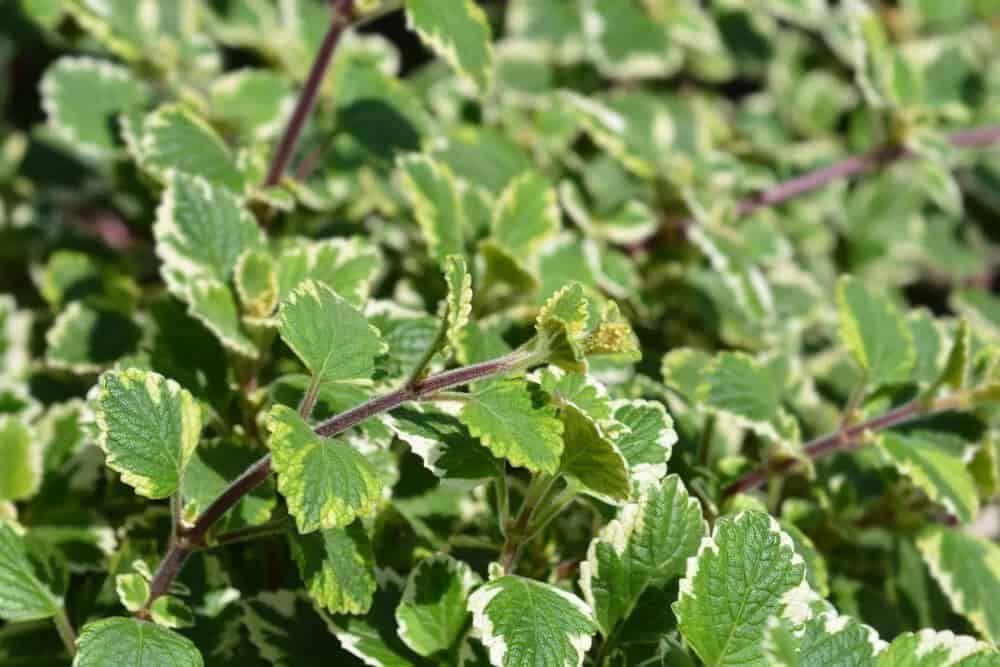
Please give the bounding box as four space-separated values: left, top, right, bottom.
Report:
879 432 978 524
876 629 999 666
459 380 564 474
698 352 782 436
580 474 706 637
397 154 465 266
244 590 359 666
780 522 830 599
662 348 713 401
0 296 30 378
0 416 41 501
149 595 195 629
278 280 385 384
235 249 279 318
92 369 202 499
331 571 417 667
492 171 560 259
385 405 503 480
0 521 63 622
674 511 810 667
266 405 383 534
468 575 597 667
916 525 1000 643
182 439 276 533
275 237 381 308
764 608 883 667
534 283 590 372
40 56 149 160
442 254 472 359
396 554 479 657
931 320 970 395
404 0 494 93
137 104 245 192
580 0 676 79
75 617 204 667
155 171 265 293
837 276 915 383
115 573 149 613
558 403 630 504
45 303 142 373
186 278 259 359
535 367 613 423
288 521 376 615
610 399 678 482
209 68 293 141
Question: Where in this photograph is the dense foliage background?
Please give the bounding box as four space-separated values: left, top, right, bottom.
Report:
1 0 1000 665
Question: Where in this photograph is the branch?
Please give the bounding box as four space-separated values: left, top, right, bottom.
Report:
643 124 1000 244
262 0 355 188
139 348 538 614
722 397 932 498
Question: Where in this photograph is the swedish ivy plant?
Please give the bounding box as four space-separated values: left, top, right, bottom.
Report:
2 0 1000 665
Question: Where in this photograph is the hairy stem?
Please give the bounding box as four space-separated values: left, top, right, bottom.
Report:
262 0 354 188
140 347 540 613
53 608 77 657
640 124 1000 246
723 397 932 497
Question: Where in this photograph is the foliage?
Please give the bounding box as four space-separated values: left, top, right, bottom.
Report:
1 0 1000 665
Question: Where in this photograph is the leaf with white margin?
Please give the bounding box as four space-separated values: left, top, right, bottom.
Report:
837 276 915 384
534 367 613 423
138 104 245 192
442 254 473 359
74 617 204 667
46 303 142 373
459 380 564 474
468 575 597 667
879 432 978 524
404 0 494 94
92 369 202 499
397 154 465 267
0 416 41 501
209 68 293 141
0 295 31 377
154 171 265 293
278 280 385 384
275 237 381 308
610 399 677 483
916 525 1000 643
385 404 503 480
534 283 591 373
580 0 677 80
698 352 782 438
876 629 999 666
288 521 376 615
265 405 382 534
235 249 279 318
491 171 560 259
661 347 712 402
674 510 810 667
580 474 705 637
0 521 64 622
332 570 417 667
244 590 360 665
558 403 630 504
187 278 259 359
396 554 480 657
764 608 884 667
929 319 970 396
116 573 149 613
40 56 149 160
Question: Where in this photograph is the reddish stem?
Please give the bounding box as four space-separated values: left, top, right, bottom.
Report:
263 0 354 188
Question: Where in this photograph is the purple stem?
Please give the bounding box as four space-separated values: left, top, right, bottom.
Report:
262 0 354 188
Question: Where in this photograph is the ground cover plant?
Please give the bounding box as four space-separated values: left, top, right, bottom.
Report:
1 0 1000 664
